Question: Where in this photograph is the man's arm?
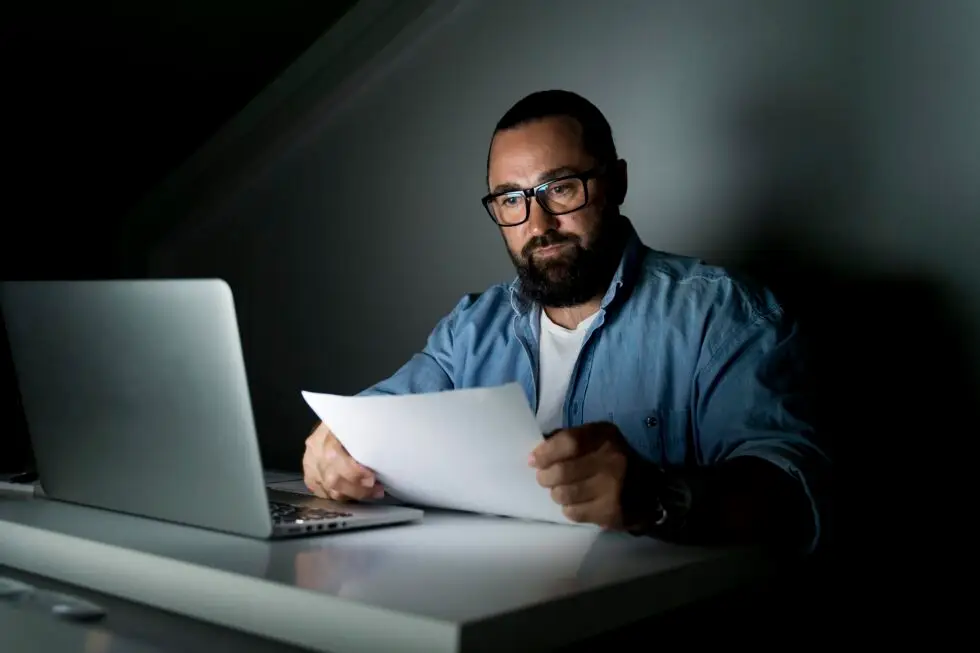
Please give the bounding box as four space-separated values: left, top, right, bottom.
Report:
624 304 831 554
356 294 478 397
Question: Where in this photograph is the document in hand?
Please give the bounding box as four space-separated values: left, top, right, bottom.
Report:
301 383 588 526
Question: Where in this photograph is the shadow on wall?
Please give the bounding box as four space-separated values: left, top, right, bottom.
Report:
726 220 978 631
725 52 978 519
736 230 979 524
713 71 978 627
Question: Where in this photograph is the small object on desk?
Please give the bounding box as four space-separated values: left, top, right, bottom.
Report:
16 588 107 622
6 471 38 484
0 578 34 600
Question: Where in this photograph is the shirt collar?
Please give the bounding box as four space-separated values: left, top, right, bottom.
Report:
509 216 644 317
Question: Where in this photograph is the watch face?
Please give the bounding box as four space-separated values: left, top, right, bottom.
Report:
660 475 693 515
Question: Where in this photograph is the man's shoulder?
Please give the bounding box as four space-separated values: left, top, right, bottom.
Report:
447 282 515 320
633 246 782 322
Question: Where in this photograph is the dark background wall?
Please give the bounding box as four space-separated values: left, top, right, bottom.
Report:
0 0 360 470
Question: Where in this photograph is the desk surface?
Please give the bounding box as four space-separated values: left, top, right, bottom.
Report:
0 493 775 653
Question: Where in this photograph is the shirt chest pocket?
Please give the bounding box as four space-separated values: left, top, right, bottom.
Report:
611 407 691 466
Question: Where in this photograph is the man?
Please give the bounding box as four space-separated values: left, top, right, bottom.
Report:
303 90 830 553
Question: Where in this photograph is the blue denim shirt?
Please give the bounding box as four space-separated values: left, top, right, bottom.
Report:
361 219 830 552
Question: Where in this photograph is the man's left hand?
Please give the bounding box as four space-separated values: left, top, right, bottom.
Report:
529 422 632 530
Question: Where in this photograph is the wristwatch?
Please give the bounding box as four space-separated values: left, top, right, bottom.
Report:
622 457 694 539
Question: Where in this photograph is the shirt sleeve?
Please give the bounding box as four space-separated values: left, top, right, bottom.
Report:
693 299 832 555
356 294 474 397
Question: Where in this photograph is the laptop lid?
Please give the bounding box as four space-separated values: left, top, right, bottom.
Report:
0 279 274 537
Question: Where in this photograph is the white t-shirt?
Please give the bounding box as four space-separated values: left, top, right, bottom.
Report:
535 309 600 434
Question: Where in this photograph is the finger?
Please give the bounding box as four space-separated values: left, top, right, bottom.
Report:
327 487 384 502
561 495 623 528
531 424 608 468
322 436 376 484
549 476 604 506
332 449 377 488
536 453 600 488
562 500 603 524
304 475 329 499
317 462 378 501
304 423 329 451
302 459 329 498
353 482 386 500
529 430 581 468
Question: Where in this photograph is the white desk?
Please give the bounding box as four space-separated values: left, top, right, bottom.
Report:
0 493 777 653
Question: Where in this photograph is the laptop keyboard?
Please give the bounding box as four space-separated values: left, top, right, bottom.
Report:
268 501 352 524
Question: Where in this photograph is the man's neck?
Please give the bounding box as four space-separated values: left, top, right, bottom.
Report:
543 298 602 330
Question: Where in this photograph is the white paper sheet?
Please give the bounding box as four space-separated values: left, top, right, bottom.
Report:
301 383 588 526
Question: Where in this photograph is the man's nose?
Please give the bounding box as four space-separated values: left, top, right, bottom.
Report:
526 200 557 237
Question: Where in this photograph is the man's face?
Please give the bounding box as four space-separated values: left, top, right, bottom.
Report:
487 116 624 307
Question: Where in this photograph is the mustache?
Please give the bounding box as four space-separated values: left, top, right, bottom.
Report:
521 231 580 259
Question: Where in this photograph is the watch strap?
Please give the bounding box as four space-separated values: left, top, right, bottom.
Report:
621 456 695 539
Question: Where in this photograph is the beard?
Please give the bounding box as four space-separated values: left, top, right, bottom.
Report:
508 212 628 308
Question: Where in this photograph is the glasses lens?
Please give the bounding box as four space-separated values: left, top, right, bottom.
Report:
538 178 586 215
487 192 528 225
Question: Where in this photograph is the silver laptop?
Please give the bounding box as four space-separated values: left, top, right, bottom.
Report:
0 279 423 539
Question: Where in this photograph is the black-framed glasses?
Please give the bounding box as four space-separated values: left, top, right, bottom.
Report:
481 163 609 227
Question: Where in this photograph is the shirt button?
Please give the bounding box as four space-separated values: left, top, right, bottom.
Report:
645 416 658 428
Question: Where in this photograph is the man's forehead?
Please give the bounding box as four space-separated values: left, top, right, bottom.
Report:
490 116 584 159
488 116 591 188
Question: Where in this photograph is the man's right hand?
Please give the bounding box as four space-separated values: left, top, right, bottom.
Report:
303 421 384 501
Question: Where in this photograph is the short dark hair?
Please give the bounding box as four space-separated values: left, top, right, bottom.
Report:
490 89 618 167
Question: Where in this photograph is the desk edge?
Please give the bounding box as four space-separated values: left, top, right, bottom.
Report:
0 519 459 653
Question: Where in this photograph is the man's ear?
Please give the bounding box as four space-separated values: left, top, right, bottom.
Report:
609 159 628 206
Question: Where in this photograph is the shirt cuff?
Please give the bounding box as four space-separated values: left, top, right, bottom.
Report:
727 440 831 555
